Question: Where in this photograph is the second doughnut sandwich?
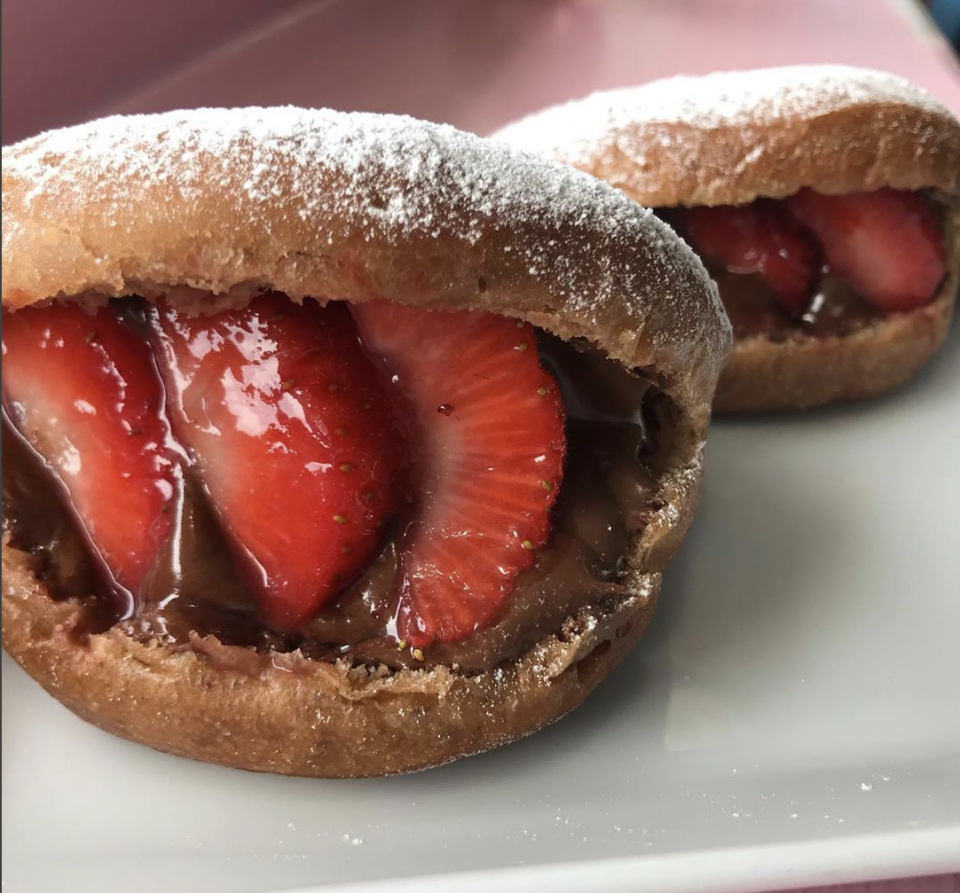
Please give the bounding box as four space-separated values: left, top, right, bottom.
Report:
496 65 960 412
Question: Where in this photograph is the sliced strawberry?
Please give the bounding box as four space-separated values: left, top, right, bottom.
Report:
786 187 945 312
151 294 400 628
668 201 821 316
1 303 181 593
351 301 566 648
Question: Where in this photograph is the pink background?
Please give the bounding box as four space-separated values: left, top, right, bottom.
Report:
2 1 958 890
3 0 960 145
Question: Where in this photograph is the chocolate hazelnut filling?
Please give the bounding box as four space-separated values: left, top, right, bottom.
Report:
2 299 658 672
708 269 881 341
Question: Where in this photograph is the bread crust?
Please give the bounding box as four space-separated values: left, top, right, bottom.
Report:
494 66 960 411
2 545 660 777
1 108 727 775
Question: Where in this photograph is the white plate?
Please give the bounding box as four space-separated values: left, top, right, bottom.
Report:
4 316 960 893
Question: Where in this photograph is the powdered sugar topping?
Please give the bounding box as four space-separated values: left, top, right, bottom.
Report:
494 65 953 164
2 106 729 407
4 107 703 291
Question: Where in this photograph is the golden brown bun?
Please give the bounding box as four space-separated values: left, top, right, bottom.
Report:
494 65 960 412
1 108 729 776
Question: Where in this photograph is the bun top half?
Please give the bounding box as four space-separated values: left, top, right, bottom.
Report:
494 65 960 208
2 107 729 437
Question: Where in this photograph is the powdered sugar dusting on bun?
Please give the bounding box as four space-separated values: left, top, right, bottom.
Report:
493 65 960 210
2 106 708 303
494 65 953 163
2 107 730 427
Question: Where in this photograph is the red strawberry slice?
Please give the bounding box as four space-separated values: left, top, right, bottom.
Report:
351 301 566 648
668 201 821 316
2 303 181 594
786 187 946 312
151 294 400 628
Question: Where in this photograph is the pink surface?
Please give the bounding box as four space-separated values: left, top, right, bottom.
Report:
1 1 958 890
114 0 960 129
3 0 958 144
0 0 299 144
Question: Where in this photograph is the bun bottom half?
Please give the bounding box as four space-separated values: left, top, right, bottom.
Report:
2 543 662 778
714 289 955 412
2 381 705 777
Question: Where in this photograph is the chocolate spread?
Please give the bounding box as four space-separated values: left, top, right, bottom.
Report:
711 268 882 340
2 307 657 672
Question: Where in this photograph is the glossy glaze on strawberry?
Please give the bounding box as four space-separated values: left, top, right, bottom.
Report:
2 303 182 603
3 295 631 662
151 294 402 629
665 188 946 336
